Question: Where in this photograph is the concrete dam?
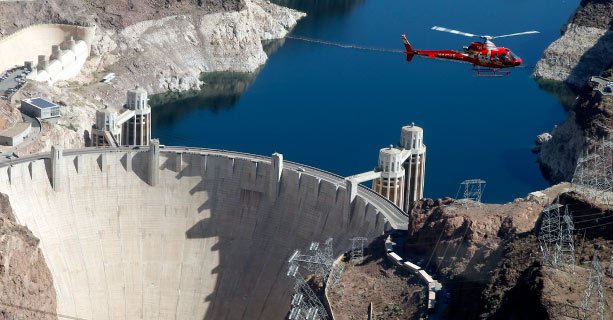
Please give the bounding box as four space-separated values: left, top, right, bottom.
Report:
0 145 408 319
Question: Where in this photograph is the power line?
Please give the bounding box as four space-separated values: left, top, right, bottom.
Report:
424 218 449 271
580 252 606 320
286 35 405 54
575 219 613 231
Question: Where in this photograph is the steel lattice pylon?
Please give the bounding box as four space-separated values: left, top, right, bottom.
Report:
581 253 606 320
287 263 329 320
539 203 563 266
558 206 576 267
289 238 343 286
350 237 367 264
456 179 486 207
287 238 347 319
572 137 613 207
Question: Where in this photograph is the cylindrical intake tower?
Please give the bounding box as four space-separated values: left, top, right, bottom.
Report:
400 124 426 209
92 109 121 147
122 86 151 146
373 146 406 209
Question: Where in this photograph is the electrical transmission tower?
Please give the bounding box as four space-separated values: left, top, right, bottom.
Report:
289 238 344 287
456 179 486 206
350 237 367 264
287 263 329 320
538 203 562 266
558 206 576 268
581 253 606 320
286 238 350 319
572 137 613 206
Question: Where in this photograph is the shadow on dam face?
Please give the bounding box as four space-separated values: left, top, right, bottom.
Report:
0 149 387 319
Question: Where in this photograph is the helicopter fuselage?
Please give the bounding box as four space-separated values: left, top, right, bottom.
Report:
402 35 523 70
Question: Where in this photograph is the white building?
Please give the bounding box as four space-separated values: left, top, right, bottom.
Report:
0 122 31 146
21 98 60 119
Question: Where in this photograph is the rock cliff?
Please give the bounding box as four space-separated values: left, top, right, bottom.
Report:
533 0 613 88
0 0 245 35
402 182 613 319
537 71 612 183
4 0 304 153
95 0 305 102
0 193 56 320
406 198 544 319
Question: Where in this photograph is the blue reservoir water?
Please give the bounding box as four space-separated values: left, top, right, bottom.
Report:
152 0 578 203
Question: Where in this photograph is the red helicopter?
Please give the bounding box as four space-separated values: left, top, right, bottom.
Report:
402 26 539 76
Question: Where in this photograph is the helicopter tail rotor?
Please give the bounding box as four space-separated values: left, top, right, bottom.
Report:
401 34 414 52
401 35 415 61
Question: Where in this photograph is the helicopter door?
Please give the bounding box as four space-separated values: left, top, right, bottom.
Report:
478 52 488 63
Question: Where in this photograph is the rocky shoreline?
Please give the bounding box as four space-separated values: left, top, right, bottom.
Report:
533 0 612 184
84 0 305 103
3 0 304 154
533 0 613 89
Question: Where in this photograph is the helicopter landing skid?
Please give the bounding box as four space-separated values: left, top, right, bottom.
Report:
472 66 511 77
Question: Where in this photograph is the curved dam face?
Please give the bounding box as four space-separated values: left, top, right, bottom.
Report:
0 24 95 73
0 147 405 319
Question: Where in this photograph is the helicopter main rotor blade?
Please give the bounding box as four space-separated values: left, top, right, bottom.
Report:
491 31 540 39
431 26 478 38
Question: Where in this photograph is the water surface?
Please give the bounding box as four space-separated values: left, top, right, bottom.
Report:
152 0 579 203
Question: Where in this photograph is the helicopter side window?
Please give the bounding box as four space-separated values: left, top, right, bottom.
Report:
500 53 510 61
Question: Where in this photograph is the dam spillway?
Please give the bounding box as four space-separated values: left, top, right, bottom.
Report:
0 146 407 319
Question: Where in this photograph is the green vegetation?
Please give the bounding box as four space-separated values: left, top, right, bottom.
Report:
200 71 257 83
375 303 403 319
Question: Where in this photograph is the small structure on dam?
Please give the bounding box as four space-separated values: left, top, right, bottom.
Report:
0 144 407 319
91 86 152 147
349 123 426 211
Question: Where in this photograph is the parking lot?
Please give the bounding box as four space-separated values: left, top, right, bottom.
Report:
0 66 29 101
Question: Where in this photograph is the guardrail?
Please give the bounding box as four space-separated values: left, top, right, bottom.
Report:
384 236 441 312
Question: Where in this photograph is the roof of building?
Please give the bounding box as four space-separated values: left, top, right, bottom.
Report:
0 122 31 138
26 98 58 109
380 146 402 154
128 86 147 94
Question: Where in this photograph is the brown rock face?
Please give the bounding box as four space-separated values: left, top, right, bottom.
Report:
572 0 613 30
0 0 245 34
405 197 546 319
574 80 613 139
537 68 613 184
0 193 56 320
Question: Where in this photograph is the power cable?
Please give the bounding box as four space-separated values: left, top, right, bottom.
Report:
286 35 405 54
